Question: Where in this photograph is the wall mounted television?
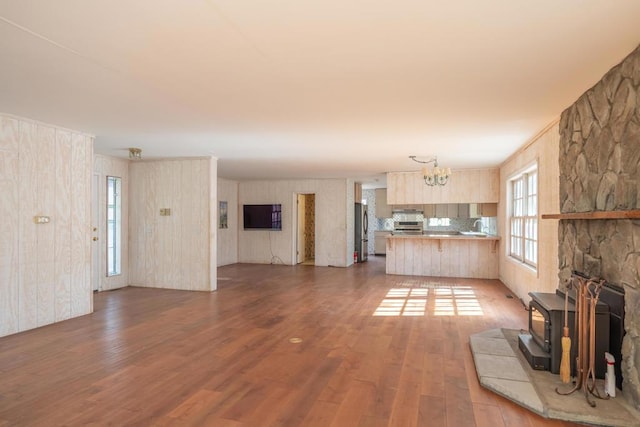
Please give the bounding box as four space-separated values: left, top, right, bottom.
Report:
243 204 282 230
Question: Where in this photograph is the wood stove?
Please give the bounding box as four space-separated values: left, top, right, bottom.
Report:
519 290 610 378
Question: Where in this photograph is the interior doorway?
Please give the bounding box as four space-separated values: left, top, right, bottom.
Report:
295 193 316 265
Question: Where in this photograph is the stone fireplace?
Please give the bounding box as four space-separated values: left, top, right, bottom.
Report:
558 44 640 408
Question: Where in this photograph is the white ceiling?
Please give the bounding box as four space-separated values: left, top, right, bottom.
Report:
1 1 639 186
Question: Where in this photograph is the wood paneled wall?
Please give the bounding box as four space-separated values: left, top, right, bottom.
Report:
129 158 216 291
0 113 93 338
238 179 350 267
94 154 129 291
387 168 499 204
499 121 560 301
217 178 238 267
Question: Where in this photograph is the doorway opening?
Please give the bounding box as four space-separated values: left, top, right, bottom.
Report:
296 193 316 265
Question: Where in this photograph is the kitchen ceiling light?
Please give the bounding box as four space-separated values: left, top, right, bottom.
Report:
129 147 142 160
409 155 451 186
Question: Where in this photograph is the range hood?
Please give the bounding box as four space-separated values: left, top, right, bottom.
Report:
392 208 423 213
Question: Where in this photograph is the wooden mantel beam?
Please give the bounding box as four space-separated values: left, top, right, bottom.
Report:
541 210 640 220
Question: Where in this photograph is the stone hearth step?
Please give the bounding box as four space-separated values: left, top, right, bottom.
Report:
470 328 640 427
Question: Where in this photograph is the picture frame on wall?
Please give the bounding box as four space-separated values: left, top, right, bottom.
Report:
219 201 228 229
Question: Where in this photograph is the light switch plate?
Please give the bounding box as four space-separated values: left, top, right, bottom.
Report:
160 208 171 216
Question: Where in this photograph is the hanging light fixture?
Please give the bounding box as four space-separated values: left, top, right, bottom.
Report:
409 155 451 186
129 147 142 160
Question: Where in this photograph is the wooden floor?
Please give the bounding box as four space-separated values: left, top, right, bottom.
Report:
0 257 578 426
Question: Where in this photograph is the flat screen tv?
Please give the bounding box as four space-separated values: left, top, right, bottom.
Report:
243 204 282 230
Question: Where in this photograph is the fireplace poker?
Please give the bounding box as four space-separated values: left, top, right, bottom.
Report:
585 278 607 402
579 275 593 406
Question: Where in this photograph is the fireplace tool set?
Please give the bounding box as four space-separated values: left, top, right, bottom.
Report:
556 273 608 407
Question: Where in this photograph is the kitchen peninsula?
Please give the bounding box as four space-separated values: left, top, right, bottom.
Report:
386 233 499 279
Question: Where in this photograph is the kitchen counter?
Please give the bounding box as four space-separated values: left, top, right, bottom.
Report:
388 233 499 240
386 233 499 279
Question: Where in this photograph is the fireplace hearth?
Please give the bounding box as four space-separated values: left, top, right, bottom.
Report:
519 288 610 379
519 271 625 392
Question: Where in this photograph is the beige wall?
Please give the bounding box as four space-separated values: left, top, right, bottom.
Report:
499 121 560 301
217 178 238 267
238 179 350 267
129 158 217 291
0 113 93 337
94 154 129 291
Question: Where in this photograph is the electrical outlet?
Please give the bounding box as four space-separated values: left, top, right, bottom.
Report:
33 216 50 224
160 208 171 216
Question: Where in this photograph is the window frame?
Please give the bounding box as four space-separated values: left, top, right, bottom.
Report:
508 164 538 270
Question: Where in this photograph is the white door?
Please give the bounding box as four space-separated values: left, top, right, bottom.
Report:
91 173 100 291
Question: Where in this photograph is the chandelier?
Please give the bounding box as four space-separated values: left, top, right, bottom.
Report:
129 147 142 160
409 155 451 186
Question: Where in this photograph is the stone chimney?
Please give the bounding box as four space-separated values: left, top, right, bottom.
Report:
558 44 640 408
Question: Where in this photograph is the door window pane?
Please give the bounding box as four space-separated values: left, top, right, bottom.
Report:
107 176 122 276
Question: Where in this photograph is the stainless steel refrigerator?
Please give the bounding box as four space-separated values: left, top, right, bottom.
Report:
354 203 368 263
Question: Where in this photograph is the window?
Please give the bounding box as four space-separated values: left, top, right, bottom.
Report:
509 166 537 268
107 176 122 276
428 218 450 227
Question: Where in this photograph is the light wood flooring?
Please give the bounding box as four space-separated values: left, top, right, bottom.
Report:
0 257 578 426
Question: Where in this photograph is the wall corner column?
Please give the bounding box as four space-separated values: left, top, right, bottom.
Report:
209 156 218 291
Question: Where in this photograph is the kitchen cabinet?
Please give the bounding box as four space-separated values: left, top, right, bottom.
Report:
470 203 481 218
394 204 423 212
447 203 459 218
375 189 393 218
374 231 392 254
387 168 499 204
355 182 362 203
481 203 498 216
422 204 436 217
393 173 408 204
470 203 498 217
429 203 471 218
435 204 448 218
434 204 460 218
386 235 499 279
458 203 470 218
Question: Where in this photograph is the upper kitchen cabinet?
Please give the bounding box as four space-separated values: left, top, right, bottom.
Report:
457 203 470 218
432 204 467 218
469 203 498 217
375 188 393 218
435 204 449 218
481 203 498 216
355 182 363 203
422 204 436 217
387 168 499 204
389 172 409 204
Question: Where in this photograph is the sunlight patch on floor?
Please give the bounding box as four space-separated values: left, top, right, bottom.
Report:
373 283 484 317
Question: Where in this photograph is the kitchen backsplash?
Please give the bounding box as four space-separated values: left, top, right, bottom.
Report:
376 214 497 235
